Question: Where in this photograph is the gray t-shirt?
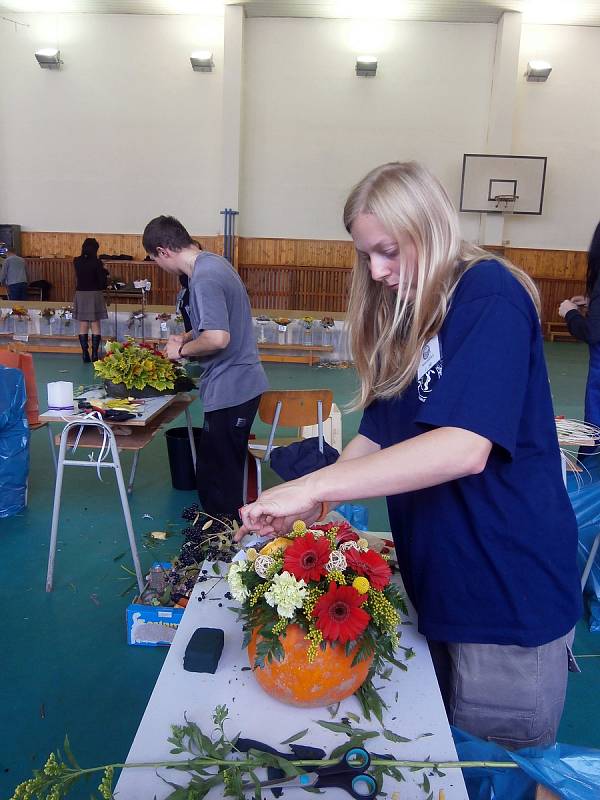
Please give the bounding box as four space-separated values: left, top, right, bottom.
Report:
187 251 268 412
0 255 28 285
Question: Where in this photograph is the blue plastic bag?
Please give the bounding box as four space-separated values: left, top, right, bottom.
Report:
335 503 369 531
0 365 30 518
453 727 600 800
566 457 600 628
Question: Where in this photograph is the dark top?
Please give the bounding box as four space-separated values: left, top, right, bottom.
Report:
359 259 582 647
565 276 600 344
74 256 108 292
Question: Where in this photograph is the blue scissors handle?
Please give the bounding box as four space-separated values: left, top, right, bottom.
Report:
314 747 378 799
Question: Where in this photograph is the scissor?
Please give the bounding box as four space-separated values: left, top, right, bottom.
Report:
240 746 378 799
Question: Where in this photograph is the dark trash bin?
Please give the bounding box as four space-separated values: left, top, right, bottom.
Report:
165 427 202 491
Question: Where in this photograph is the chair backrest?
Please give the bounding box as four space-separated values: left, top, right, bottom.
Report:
258 390 333 428
257 390 334 461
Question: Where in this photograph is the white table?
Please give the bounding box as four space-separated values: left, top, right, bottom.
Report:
115 567 468 799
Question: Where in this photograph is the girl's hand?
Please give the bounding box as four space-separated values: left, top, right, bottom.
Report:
559 300 578 318
235 480 322 541
570 295 588 306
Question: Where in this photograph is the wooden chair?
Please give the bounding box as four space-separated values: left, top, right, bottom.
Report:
244 389 333 501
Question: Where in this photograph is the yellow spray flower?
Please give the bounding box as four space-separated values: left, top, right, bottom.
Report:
291 520 307 536
352 576 370 595
246 548 258 562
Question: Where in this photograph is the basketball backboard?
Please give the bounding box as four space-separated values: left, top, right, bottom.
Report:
459 154 547 215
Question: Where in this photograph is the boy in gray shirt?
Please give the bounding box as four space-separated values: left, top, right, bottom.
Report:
143 215 268 521
0 249 28 300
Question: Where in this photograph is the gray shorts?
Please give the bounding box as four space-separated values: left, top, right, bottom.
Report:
429 629 577 749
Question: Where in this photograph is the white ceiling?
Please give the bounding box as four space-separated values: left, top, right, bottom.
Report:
1 0 600 26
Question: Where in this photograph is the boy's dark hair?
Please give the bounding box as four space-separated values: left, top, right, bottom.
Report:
142 215 195 256
80 237 100 258
586 221 600 297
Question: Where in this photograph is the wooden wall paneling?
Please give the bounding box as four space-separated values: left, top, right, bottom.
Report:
535 277 586 326
21 232 223 260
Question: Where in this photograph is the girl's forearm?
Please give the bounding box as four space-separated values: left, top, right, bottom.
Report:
304 426 491 504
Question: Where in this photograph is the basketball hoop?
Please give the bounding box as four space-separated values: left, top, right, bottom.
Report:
493 194 518 214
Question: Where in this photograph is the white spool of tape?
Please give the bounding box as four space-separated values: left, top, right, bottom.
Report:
47 381 74 411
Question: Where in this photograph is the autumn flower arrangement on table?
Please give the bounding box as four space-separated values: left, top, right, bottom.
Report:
8 305 31 319
93 339 186 393
228 519 409 718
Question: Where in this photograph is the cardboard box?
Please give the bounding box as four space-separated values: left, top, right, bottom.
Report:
126 562 184 647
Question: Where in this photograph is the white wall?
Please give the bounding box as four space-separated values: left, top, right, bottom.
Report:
0 13 224 234
240 18 496 242
506 24 600 250
2 14 599 251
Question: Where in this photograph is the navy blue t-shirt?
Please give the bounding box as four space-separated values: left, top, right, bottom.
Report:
359 259 582 646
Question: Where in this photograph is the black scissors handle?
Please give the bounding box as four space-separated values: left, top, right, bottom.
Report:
315 747 378 799
236 737 326 799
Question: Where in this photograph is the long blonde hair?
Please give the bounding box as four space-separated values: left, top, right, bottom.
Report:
343 162 540 409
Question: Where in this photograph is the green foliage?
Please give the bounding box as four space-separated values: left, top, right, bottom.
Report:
92 339 182 391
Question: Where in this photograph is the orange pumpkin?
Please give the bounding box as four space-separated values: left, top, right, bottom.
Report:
248 624 373 707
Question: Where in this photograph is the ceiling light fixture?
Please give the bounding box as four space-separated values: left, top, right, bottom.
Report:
356 55 377 77
35 48 61 69
525 60 552 82
190 50 214 72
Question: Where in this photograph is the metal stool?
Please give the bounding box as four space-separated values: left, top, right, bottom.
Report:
46 418 144 593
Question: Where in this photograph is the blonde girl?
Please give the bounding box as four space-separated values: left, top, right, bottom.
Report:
238 162 581 748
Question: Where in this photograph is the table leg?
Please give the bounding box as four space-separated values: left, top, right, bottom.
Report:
46 430 69 592
128 449 140 495
185 406 197 471
108 434 145 593
47 422 58 474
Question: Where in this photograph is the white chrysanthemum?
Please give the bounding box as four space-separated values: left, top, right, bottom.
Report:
227 561 249 603
307 529 325 538
357 538 369 551
264 571 307 619
326 550 347 573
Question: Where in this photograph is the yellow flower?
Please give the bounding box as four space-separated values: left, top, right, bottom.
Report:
352 576 370 594
357 538 369 551
259 537 293 556
291 520 307 536
246 548 258 562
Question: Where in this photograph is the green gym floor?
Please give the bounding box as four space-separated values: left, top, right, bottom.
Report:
1 342 599 798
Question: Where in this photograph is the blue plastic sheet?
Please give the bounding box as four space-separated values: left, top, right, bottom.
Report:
0 365 30 518
335 503 369 531
453 727 600 800
566 456 600 628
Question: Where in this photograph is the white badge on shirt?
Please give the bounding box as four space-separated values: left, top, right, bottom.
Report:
417 335 441 380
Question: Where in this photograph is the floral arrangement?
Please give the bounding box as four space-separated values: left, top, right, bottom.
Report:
155 312 172 322
8 306 30 319
272 317 291 327
56 306 73 325
93 339 183 391
127 309 145 329
40 307 56 320
228 519 408 718
174 313 184 325
320 316 335 329
255 314 270 323
301 315 314 329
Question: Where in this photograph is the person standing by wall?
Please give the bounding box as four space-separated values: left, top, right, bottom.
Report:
142 215 268 522
559 222 600 443
0 248 28 300
73 237 109 362
237 162 582 749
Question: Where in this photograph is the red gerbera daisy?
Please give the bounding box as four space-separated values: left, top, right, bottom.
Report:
311 520 359 544
283 531 331 582
346 548 392 591
312 583 370 643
